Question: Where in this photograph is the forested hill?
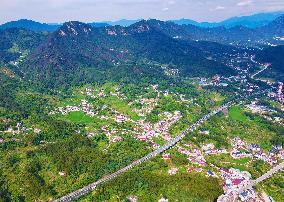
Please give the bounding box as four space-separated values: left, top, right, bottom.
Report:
0 28 47 64
256 45 284 81
19 21 235 89
0 19 60 32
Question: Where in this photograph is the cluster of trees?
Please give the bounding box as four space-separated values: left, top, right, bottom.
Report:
0 133 151 201
87 159 222 201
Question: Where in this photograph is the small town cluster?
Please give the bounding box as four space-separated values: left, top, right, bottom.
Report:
230 137 284 165
270 82 284 105
49 99 97 117
217 168 259 202
160 135 284 202
48 85 191 149
0 122 41 144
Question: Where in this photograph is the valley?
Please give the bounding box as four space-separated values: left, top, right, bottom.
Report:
0 12 284 202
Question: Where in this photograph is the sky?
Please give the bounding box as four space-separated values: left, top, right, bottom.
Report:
0 0 284 24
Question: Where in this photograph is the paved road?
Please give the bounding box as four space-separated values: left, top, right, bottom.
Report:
54 90 268 202
251 64 270 79
237 161 284 195
252 161 284 185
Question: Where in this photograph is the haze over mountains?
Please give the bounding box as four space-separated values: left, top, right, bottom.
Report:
0 19 111 32
1 11 283 32
1 12 284 47
171 11 284 28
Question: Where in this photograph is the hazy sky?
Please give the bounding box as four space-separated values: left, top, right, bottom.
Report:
0 0 284 24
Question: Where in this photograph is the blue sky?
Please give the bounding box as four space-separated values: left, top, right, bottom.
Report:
1 0 284 24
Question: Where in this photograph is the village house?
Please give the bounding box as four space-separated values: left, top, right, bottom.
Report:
127 196 138 202
202 143 228 155
158 197 169 202
162 153 171 159
206 170 217 178
168 168 178 175
218 168 259 202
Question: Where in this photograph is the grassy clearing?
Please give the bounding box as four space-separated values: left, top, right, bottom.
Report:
102 96 140 121
66 111 95 124
209 92 225 103
61 96 85 106
206 154 251 170
229 106 250 123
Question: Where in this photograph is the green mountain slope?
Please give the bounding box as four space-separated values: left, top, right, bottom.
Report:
256 45 284 81
0 28 47 64
20 21 235 89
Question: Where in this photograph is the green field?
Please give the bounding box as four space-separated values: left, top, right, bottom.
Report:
66 111 95 123
229 106 250 123
101 96 141 121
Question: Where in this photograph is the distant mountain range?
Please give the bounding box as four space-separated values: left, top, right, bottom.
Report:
0 19 111 32
1 11 283 32
0 19 143 32
106 16 284 46
171 11 284 28
0 19 60 32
